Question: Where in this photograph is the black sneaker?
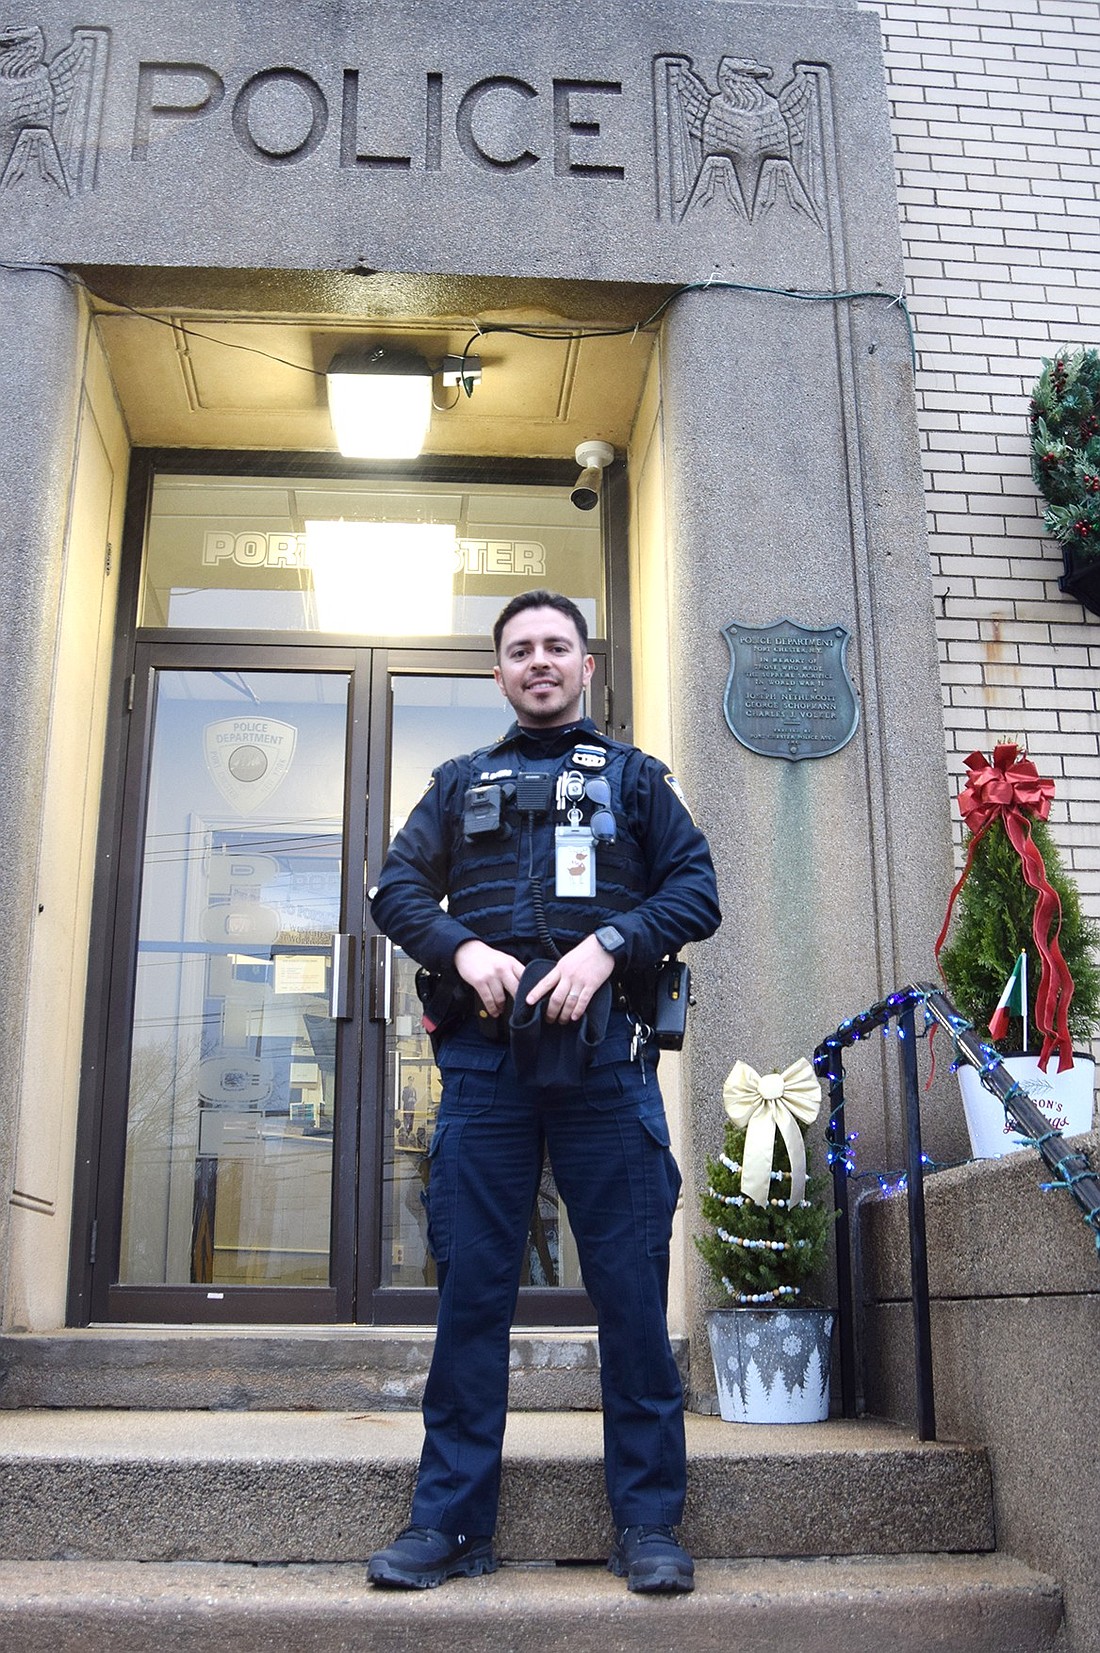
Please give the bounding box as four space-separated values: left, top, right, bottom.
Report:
367 1525 498 1589
608 1524 695 1593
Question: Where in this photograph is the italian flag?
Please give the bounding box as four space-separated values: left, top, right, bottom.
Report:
988 952 1027 1047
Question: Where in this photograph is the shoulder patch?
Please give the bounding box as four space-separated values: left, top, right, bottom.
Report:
663 773 696 822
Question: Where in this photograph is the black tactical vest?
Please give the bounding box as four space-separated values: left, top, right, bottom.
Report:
446 731 649 957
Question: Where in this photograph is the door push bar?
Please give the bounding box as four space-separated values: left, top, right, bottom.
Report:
368 934 393 1023
329 933 355 1020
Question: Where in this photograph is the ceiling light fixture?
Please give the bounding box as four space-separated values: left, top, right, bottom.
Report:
326 344 434 459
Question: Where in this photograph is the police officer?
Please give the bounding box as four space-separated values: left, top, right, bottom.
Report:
367 590 721 1594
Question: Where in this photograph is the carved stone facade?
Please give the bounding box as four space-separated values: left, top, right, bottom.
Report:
0 0 949 1348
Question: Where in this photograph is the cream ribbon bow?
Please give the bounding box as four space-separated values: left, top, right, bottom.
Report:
722 1058 822 1210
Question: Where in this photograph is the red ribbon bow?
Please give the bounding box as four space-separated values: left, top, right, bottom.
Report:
935 744 1073 1072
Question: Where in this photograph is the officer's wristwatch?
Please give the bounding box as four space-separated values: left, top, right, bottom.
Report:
594 924 627 958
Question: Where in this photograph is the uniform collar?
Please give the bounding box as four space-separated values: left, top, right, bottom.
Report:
493 717 600 758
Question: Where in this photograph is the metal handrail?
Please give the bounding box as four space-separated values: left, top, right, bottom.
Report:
813 982 1100 1443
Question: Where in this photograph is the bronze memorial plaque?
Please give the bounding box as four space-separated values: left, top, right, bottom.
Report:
721 619 859 761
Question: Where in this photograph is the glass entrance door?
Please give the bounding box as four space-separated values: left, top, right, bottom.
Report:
97 647 366 1322
91 643 602 1324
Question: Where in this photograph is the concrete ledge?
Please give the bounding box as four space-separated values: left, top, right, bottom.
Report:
0 1555 1062 1653
862 1127 1100 1301
0 1329 683 1412
0 1411 993 1564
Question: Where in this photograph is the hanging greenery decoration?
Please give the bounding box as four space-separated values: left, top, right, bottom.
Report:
1030 346 1100 563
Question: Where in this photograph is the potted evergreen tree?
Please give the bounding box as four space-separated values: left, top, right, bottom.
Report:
937 744 1100 1155
696 1060 835 1422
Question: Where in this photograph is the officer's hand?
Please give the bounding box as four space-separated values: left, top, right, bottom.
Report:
525 935 616 1023
453 938 525 1017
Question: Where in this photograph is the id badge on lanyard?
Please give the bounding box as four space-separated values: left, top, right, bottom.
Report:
555 822 595 898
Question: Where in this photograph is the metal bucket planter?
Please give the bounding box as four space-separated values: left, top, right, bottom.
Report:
958 1051 1096 1158
705 1305 834 1423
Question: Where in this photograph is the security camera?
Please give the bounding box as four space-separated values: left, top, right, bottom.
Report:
571 440 615 511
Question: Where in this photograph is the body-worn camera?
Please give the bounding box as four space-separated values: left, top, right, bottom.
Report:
463 783 504 838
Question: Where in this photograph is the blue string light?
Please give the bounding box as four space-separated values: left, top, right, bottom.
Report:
815 982 1100 1256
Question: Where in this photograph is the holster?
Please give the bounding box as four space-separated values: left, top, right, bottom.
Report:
414 967 509 1056
415 968 473 1058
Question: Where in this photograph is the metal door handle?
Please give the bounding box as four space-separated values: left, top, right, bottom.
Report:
329 933 354 1019
368 934 393 1023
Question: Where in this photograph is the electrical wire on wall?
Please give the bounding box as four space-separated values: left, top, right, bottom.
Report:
0 258 919 386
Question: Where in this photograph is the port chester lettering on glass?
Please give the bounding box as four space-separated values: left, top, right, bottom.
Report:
721 619 859 762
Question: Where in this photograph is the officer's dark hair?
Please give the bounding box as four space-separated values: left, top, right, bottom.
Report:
492 590 589 656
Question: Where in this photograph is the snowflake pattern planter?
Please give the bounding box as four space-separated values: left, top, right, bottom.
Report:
706 1306 834 1423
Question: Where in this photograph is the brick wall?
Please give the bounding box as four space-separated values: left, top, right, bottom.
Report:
868 0 1100 948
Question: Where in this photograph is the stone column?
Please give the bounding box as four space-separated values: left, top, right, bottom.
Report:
0 267 86 1321
660 283 956 1358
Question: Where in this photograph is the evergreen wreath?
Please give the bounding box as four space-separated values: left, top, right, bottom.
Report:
1030 346 1100 563
696 1121 833 1306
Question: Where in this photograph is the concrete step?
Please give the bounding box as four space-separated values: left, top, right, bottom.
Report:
0 1554 1063 1653
0 1410 993 1564
0 1329 651 1412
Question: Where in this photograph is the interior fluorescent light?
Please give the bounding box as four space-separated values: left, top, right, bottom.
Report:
326 345 433 459
304 520 456 634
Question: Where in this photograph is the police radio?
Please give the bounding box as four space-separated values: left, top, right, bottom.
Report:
653 956 692 1049
463 773 553 840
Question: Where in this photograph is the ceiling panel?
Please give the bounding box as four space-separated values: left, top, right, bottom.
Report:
94 308 657 458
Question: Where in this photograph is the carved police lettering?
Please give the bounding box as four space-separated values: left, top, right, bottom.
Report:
425 72 443 171
128 63 626 181
455 76 539 172
552 80 624 178
132 62 225 161
340 69 411 170
231 68 328 164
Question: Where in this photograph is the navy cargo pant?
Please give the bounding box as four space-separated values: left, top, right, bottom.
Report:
410 1014 686 1537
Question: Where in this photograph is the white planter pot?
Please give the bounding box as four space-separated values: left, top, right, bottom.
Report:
705 1306 834 1424
958 1051 1096 1159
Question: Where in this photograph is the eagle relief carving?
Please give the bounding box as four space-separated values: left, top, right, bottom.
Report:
0 23 109 195
654 54 824 227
